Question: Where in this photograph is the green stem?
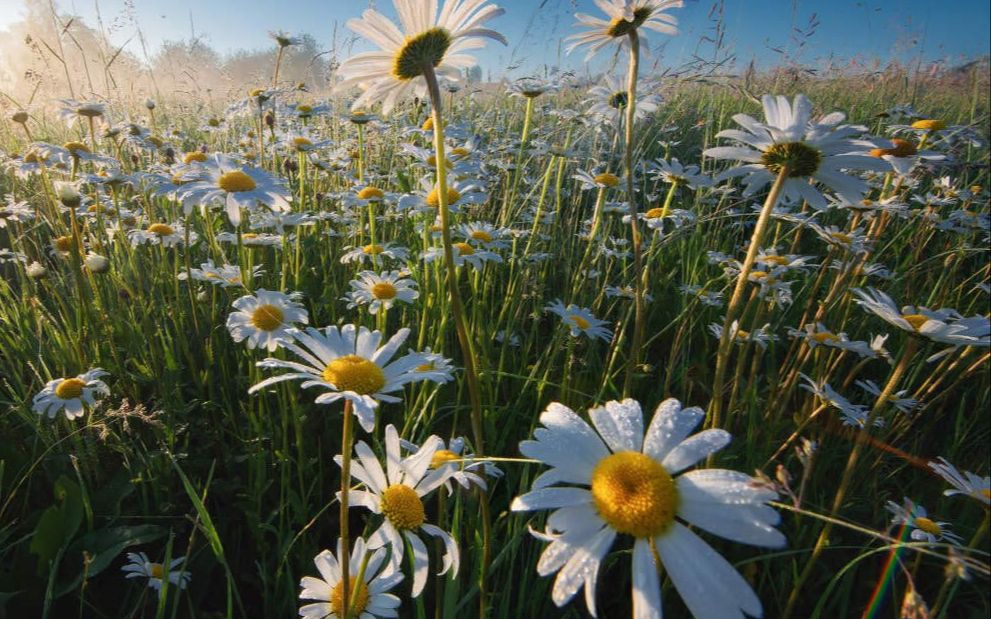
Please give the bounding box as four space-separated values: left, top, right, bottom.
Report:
622 30 644 397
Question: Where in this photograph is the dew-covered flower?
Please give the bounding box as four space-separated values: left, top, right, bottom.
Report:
180 154 290 226
545 300 613 341
512 398 784 618
32 369 110 420
299 537 402 619
341 242 410 266
344 271 419 314
337 425 459 596
227 290 309 352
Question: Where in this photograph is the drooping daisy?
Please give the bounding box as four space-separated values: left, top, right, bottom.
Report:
852 288 991 348
337 425 459 596
226 290 309 352
400 435 502 492
249 326 451 432
336 0 507 114
704 94 889 210
799 373 879 428
299 536 403 619
647 157 712 189
179 261 262 288
886 498 963 545
567 0 683 60
180 154 290 226
785 323 881 359
708 319 778 350
545 300 613 341
32 369 110 420
512 398 785 618
121 552 191 598
343 271 419 315
929 457 990 505
855 379 917 414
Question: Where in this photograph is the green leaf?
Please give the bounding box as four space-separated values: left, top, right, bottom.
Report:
54 524 167 598
29 476 82 575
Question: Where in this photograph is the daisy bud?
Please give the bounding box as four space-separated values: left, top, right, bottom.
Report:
54 182 81 208
26 261 47 279
144 98 156 110
84 253 109 273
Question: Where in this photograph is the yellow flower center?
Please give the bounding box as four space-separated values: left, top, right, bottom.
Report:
54 235 74 252
911 119 945 131
358 187 385 200
250 304 285 331
830 232 852 244
330 580 369 617
147 136 164 148
218 170 257 193
451 147 470 157
380 484 425 530
392 28 453 81
902 314 929 331
453 242 474 256
362 244 384 255
811 332 840 344
321 355 385 395
591 451 678 538
63 141 90 155
569 315 591 330
870 138 918 158
594 172 620 187
296 104 313 114
293 137 312 149
431 449 460 468
761 141 822 177
426 154 452 168
645 207 665 219
208 118 221 127
371 282 397 300
982 489 991 500
421 117 434 131
24 152 41 164
470 230 493 243
426 187 461 207
55 377 86 400
148 563 165 579
762 255 791 266
147 223 175 236
913 517 942 536
606 8 652 37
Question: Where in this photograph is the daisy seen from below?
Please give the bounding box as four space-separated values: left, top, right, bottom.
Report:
33 369 110 420
343 270 419 315
227 290 309 352
299 536 402 619
336 0 507 114
545 300 613 341
704 94 889 210
885 498 963 545
180 154 290 226
337 425 459 596
121 552 191 598
511 398 785 618
249 326 451 432
568 0 683 60
929 457 990 505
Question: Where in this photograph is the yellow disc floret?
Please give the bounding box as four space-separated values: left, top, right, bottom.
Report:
913 517 942 536
322 355 385 395
358 187 385 200
911 119 946 131
380 484 425 530
426 187 461 208
330 580 369 617
431 449 460 469
250 304 285 331
902 314 929 331
55 377 86 400
392 28 453 81
371 282 397 300
569 315 591 330
591 451 678 538
594 172 620 187
453 242 474 256
147 223 175 237
218 170 257 193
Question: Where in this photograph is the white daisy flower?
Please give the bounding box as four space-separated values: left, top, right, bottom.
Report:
853 288 990 348
121 552 191 598
179 260 262 288
799 374 880 428
226 290 309 352
545 300 613 341
344 271 419 315
785 323 880 359
855 379 917 414
929 457 990 505
512 398 784 618
567 0 683 60
249 326 450 432
400 436 502 492
708 320 777 350
886 498 963 545
422 242 502 269
299 536 403 619
32 369 110 420
704 94 890 210
585 75 662 126
340 243 410 266
337 425 459 596
336 0 507 115
180 154 290 227
127 221 195 248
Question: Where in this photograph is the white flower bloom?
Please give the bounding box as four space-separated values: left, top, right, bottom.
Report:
545 300 613 341
32 369 110 420
121 552 190 598
512 398 784 618
568 0 683 60
344 271 419 315
226 290 309 352
179 154 290 226
929 457 990 505
886 498 963 545
299 537 402 619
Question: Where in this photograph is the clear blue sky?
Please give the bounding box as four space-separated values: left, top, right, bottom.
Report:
2 0 989 77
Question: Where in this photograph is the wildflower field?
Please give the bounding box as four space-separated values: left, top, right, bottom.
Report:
0 0 989 617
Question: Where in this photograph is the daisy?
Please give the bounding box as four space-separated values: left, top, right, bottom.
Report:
340 243 410 266
799 374 879 428
121 552 191 598
785 323 880 359
567 0 683 60
400 435 502 492
457 221 511 249
929 457 990 505
57 99 107 127
886 498 963 545
226 290 308 352
343 271 419 315
545 300 613 341
422 243 502 269
647 157 712 189
573 169 623 191
507 76 559 99
336 0 507 114
704 94 889 210
127 222 195 248
868 136 945 177
512 398 785 618
179 261 262 288
337 425 459 596
299 536 403 619
585 75 662 126
708 320 777 350
32 369 110 420
180 154 290 226
852 288 990 348
855 379 917 414
249 326 450 432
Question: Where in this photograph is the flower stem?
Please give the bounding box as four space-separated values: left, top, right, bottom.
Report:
708 165 790 428
422 64 491 618
622 30 644 397
339 399 355 619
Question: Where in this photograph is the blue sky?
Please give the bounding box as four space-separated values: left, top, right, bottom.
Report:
2 0 989 77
